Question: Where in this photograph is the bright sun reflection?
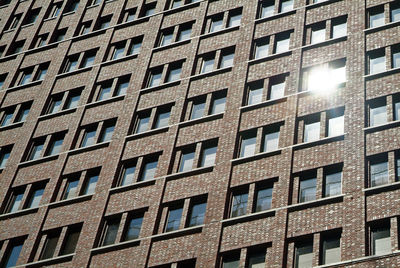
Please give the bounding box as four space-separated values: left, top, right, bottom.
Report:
307 66 346 95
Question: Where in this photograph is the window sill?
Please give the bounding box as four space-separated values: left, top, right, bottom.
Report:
140 79 181 93
363 120 400 133
199 25 240 39
91 238 142 255
166 165 214 181
190 66 232 81
86 3 100 9
38 108 77 121
221 208 276 226
21 253 75 268
364 66 400 80
0 4 9 9
301 35 347 51
364 20 400 34
68 141 111 155
0 121 24 131
287 194 345 212
163 0 201 15
115 15 150 30
101 52 139 67
86 94 125 109
151 224 204 241
109 178 158 194
248 50 292 65
18 154 59 168
125 126 169 141
231 149 282 165
240 96 287 112
305 0 342 9
48 194 93 209
43 16 57 22
292 133 345 150
153 38 192 52
255 9 296 24
62 11 77 17
363 181 400 195
2 28 15 34
5 80 42 93
179 112 224 128
56 66 94 79
0 206 39 220
21 22 34 29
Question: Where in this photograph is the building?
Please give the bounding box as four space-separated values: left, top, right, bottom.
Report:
0 0 400 267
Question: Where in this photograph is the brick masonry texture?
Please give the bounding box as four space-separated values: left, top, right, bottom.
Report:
0 0 400 267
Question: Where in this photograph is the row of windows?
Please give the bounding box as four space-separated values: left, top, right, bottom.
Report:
367 0 400 28
368 44 400 75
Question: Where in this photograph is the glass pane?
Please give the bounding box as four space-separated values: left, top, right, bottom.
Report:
66 60 78 72
113 46 125 60
311 28 326 44
275 37 290 53
332 22 347 38
129 42 141 55
248 87 263 105
102 220 120 246
136 116 150 133
395 102 400 121
26 188 44 208
280 0 293 12
179 151 195 172
210 18 223 32
393 52 400 68
255 187 272 212
116 81 129 96
155 110 170 129
370 106 387 126
124 217 143 240
323 237 341 264
328 116 344 137
167 67 181 82
300 178 316 202
231 193 248 217
178 28 191 41
140 160 158 181
40 235 59 259
295 243 313 268
63 179 79 200
255 42 269 59
220 53 234 68
20 73 32 85
161 33 173 46
188 202 206 227
304 122 320 142
4 242 23 268
66 94 80 109
248 252 266 268
325 171 342 197
82 175 98 195
392 7 400 22
29 143 44 160
0 150 10 168
370 55 386 74
370 12 385 28
1 112 13 127
223 258 239 268
99 125 114 142
201 58 214 73
371 161 388 187
37 68 47 80
228 13 241 28
8 193 23 213
82 55 95 67
149 72 162 87
120 165 135 186
240 135 256 157
49 99 62 114
211 96 226 114
165 207 183 232
47 138 63 156
200 146 217 167
60 229 80 255
270 81 285 100
172 0 182 8
373 227 391 255
81 130 96 147
261 2 274 18
191 102 205 120
264 131 279 152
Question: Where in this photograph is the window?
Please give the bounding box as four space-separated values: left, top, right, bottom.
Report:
165 206 183 232
201 55 215 73
369 99 387 126
324 167 342 197
392 45 400 69
23 8 40 25
78 21 92 35
200 143 217 167
179 149 195 172
254 37 269 59
81 50 96 68
222 253 240 268
190 99 206 120
369 6 385 28
208 8 242 33
1 239 24 268
124 8 136 22
209 15 223 33
94 76 130 102
255 187 273 212
160 29 174 47
98 122 115 143
45 134 65 156
304 119 320 143
274 31 291 53
269 75 286 100
210 91 227 115
65 90 81 109
299 175 317 202
81 128 96 147
40 232 60 260
1 102 31 127
25 185 45 209
295 241 313 268
332 16 347 38
119 162 136 186
263 127 280 152
187 201 206 227
148 69 162 87
27 139 45 161
391 2 400 22
0 146 12 169
101 217 120 246
369 49 386 74
123 214 143 241
219 49 235 69
81 173 99 195
64 0 79 13
135 112 151 133
63 55 79 73
371 222 391 255
60 226 81 255
228 9 242 28
247 249 266 268
239 130 257 158
231 192 248 217
5 190 24 213
142 2 156 17
53 28 67 43
7 14 21 30
62 178 79 200
138 156 158 181
154 107 171 129
60 168 99 200
0 73 7 90
97 15 112 30
48 2 62 18
177 23 192 41
247 81 263 105
321 233 341 265
18 69 33 86
166 63 182 82
45 88 82 114
78 120 116 148
280 0 293 12
311 23 326 44
370 156 388 187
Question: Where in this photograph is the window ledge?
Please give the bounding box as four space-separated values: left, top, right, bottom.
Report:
67 141 111 155
140 79 181 93
56 66 93 79
0 206 39 220
38 108 77 121
221 208 276 225
21 253 75 268
0 121 24 131
43 16 57 22
200 25 240 39
231 149 282 165
18 154 59 168
255 9 296 24
153 38 191 52
86 94 125 109
109 178 158 194
48 194 93 209
86 3 100 9
166 165 215 181
0 4 10 9
2 28 15 34
190 66 232 81
301 35 347 51
91 238 142 255
363 120 400 133
5 80 42 93
305 0 342 9
364 20 400 34
292 133 345 150
163 0 201 15
248 50 292 65
115 16 150 30
101 53 139 67
151 224 204 241
240 97 287 112
287 194 345 212
125 126 169 141
364 66 400 80
21 22 34 29
363 181 400 195
62 11 76 16
179 112 224 128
